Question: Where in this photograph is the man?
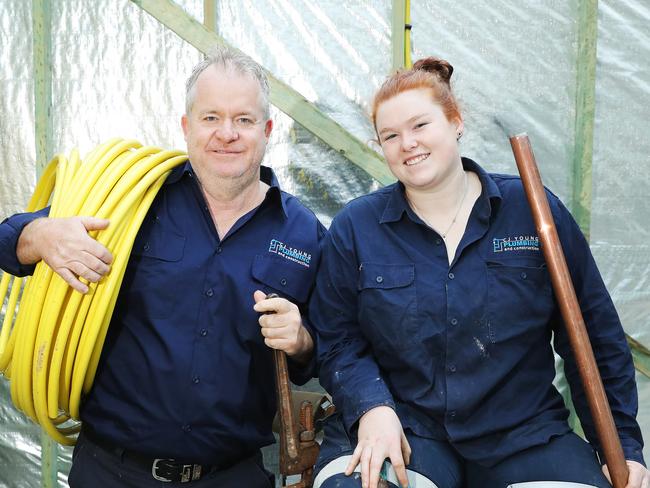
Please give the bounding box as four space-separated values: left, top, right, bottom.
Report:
0 46 324 487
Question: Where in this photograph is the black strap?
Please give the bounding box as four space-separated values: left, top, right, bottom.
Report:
80 430 214 483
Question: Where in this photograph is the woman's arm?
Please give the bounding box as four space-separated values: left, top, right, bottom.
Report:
550 196 645 472
309 212 409 488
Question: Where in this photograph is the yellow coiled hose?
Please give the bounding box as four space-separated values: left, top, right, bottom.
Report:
0 138 187 445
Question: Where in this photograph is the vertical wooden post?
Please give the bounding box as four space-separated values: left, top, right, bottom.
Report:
567 0 598 433
32 0 57 484
404 0 412 68
391 0 406 71
572 0 598 240
203 0 216 32
33 0 53 176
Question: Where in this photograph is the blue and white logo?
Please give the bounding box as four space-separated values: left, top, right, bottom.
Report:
269 239 312 267
493 235 540 253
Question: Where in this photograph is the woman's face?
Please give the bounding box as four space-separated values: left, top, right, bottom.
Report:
375 88 463 192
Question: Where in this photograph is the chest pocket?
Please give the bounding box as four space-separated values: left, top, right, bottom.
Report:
357 263 418 350
123 227 186 319
485 258 554 344
251 254 315 304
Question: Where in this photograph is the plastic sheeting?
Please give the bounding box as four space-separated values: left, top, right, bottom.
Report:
0 1 648 486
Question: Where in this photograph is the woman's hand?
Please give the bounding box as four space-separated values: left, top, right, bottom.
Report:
603 460 649 488
345 406 411 488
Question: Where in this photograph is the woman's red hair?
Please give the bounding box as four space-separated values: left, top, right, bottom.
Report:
371 57 461 130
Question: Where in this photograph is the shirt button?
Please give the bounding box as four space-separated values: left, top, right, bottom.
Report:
205 289 214 297
216 247 222 254
375 275 384 283
143 243 150 252
192 376 200 384
450 318 458 326
200 329 208 337
449 410 456 418
436 239 442 245
448 364 457 373
280 278 288 286
520 272 527 279
182 424 191 432
448 272 455 280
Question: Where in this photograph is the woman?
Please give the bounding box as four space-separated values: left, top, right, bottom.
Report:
309 58 648 488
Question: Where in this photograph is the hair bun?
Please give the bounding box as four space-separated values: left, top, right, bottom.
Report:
412 57 454 83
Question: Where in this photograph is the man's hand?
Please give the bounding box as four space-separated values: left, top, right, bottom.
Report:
253 290 313 363
17 216 113 294
345 406 411 488
603 460 650 488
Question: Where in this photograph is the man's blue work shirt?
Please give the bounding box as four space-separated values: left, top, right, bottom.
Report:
0 164 324 465
310 158 644 467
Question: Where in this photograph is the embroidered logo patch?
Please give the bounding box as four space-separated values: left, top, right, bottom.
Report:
269 239 312 267
493 235 540 253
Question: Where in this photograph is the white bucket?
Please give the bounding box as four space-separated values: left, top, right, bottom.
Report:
313 455 438 487
508 483 597 488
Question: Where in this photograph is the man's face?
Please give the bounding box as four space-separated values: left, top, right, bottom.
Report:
181 65 272 188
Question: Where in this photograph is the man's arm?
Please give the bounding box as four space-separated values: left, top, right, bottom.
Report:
13 214 112 293
1 208 49 276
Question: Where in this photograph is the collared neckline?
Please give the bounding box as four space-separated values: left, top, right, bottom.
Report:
379 157 502 225
165 161 287 219
260 165 287 219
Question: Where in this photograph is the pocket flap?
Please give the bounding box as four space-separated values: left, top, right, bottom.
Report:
131 230 186 262
358 263 415 290
252 254 314 303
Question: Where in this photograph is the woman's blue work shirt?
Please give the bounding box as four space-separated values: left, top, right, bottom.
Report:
310 158 644 467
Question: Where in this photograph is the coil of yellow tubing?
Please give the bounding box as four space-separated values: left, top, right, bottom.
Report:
0 138 188 445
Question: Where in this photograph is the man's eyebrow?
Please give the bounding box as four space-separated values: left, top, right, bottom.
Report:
198 109 219 117
197 109 259 117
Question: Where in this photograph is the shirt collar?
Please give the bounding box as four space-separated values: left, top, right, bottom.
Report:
260 165 288 218
165 161 287 218
164 160 192 185
467 157 502 220
379 182 410 224
379 157 502 224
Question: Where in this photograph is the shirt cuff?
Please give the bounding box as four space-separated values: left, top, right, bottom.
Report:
287 352 316 386
0 208 48 276
287 316 317 385
622 441 646 467
341 378 396 434
596 439 646 468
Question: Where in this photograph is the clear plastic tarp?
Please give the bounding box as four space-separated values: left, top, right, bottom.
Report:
1 1 648 486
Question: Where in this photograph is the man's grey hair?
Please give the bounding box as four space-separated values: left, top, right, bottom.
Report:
185 45 270 118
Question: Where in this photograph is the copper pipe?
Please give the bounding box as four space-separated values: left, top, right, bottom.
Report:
509 134 628 488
